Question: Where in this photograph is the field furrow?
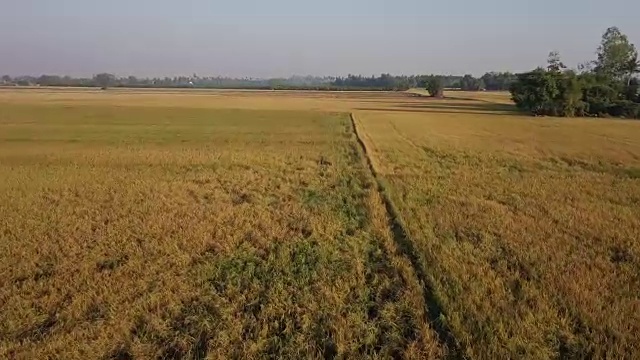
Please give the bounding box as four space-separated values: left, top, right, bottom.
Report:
351 113 465 359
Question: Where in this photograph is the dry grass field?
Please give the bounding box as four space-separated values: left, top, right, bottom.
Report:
355 102 640 359
1 88 639 359
0 100 443 359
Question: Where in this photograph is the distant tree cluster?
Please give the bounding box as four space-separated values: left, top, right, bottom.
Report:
0 74 341 90
460 74 485 91
480 72 517 91
1 73 488 92
418 72 516 97
94 73 116 89
332 74 412 90
510 27 639 118
0 75 95 87
445 73 516 91
330 74 464 91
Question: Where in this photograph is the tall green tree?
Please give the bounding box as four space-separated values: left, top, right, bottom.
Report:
594 27 638 82
547 51 566 72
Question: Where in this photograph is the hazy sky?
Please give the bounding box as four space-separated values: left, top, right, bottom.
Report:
1 0 638 78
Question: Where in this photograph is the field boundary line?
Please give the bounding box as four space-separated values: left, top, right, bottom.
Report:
349 112 466 359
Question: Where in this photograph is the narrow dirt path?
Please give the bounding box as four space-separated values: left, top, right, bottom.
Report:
349 112 467 360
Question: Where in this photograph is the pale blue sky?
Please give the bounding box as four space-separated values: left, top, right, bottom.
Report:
1 0 638 77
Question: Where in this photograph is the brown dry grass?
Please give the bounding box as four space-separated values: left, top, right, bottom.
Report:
1 88 639 359
0 101 443 359
354 97 640 359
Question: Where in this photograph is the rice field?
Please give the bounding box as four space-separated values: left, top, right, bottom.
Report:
1 88 639 359
354 107 640 359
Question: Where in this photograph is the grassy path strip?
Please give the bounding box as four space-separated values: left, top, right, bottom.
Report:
349 113 465 359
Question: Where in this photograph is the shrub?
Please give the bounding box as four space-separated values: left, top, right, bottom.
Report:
426 77 444 98
607 100 640 118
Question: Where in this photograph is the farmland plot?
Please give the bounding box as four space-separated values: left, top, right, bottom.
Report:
0 104 443 359
354 108 640 359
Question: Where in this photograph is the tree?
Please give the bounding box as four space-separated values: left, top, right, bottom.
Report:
547 51 566 72
623 78 639 102
37 75 62 86
556 71 586 116
625 53 640 86
481 72 517 90
460 74 484 91
509 26 640 119
127 76 138 86
94 73 116 89
511 68 638 118
1 75 11 83
511 66 588 117
426 76 444 97
511 68 561 115
594 27 638 81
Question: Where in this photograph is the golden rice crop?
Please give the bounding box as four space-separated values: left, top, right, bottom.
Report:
355 99 640 359
1 88 639 359
0 102 443 359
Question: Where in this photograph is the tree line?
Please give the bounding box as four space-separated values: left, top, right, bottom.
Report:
417 72 517 97
1 72 515 92
510 27 639 119
1 74 338 90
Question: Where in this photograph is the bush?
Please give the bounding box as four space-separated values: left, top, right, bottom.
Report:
625 79 640 102
426 77 444 97
510 68 562 116
556 72 585 117
607 101 640 118
581 83 618 115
